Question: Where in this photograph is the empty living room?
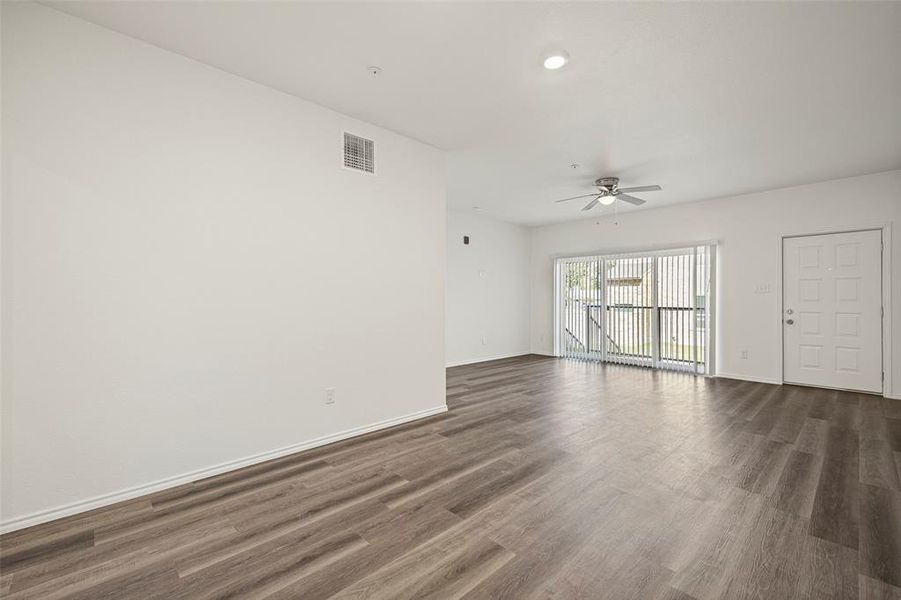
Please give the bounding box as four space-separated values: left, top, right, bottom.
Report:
2 1 901 598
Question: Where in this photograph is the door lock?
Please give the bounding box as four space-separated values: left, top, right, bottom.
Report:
785 309 794 315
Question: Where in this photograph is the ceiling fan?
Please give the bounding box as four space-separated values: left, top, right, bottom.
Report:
554 176 662 211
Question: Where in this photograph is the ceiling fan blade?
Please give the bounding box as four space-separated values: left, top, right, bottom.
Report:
581 197 601 211
616 185 661 194
554 192 601 203
616 193 646 206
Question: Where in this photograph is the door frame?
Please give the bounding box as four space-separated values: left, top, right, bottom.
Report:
778 223 893 395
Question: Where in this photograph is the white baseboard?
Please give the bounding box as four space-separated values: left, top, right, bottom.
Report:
0 404 448 535
445 352 531 368
715 373 901 399
715 372 783 386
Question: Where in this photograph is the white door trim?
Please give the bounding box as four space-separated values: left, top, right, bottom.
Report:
777 222 893 396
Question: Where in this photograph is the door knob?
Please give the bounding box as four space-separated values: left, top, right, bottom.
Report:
785 319 794 325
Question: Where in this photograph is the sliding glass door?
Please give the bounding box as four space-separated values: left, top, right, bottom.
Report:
605 255 655 366
555 245 715 374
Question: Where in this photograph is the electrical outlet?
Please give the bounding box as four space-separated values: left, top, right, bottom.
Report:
740 349 749 360
325 388 336 405
481 336 488 346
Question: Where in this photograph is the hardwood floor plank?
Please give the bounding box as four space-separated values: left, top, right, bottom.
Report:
860 574 901 600
378 454 513 509
772 450 823 519
883 400 901 421
861 396 891 441
149 458 331 512
667 487 765 599
174 497 384 577
445 449 565 519
831 393 862 431
735 439 792 495
58 564 182 600
0 500 152 549
10 516 234 593
227 471 406 535
859 484 901 588
310 505 516 598
332 534 514 600
810 426 860 549
896 451 901 487
176 530 368 599
531 485 674 599
793 535 859 600
861 439 901 491
886 418 901 452
768 388 812 444
808 389 838 421
6 518 234 599
0 528 94 572
742 386 788 436
265 502 465 599
794 417 831 456
718 504 808 600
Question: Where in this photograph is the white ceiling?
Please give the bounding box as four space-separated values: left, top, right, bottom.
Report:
45 1 901 225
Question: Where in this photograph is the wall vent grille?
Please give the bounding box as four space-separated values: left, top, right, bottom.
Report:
343 133 375 173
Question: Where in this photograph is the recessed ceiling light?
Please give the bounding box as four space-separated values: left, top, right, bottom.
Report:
543 51 569 70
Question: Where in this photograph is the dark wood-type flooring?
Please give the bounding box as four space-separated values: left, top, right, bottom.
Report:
2 355 901 599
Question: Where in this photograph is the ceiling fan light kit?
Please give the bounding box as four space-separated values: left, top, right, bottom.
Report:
553 176 662 212
542 50 569 70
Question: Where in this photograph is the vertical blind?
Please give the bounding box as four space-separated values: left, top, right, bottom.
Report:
555 244 716 374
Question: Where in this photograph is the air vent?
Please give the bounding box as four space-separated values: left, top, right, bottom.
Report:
343 132 375 174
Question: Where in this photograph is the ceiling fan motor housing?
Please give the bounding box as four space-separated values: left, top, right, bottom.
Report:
594 176 619 192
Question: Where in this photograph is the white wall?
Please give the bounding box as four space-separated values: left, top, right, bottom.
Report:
446 210 530 366
1 2 446 530
530 170 901 396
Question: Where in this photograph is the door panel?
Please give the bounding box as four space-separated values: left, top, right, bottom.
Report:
783 230 882 393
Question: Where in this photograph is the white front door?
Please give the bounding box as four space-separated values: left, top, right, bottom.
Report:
783 230 882 393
